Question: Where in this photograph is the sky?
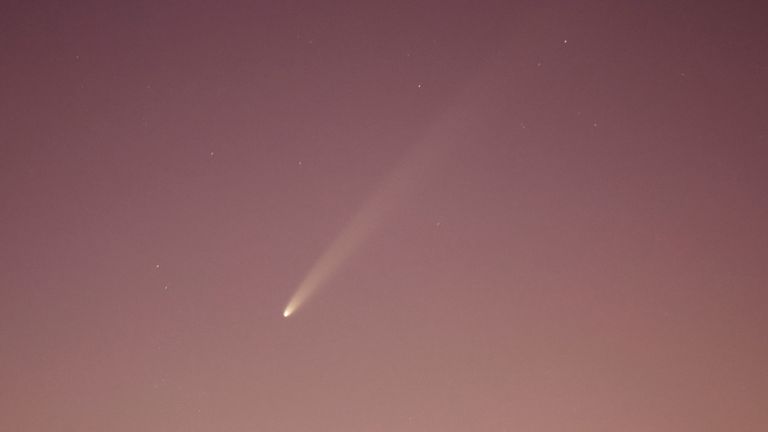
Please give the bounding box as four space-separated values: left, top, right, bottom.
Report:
1 1 767 430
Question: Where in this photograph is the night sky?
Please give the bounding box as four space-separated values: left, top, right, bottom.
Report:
2 1 768 430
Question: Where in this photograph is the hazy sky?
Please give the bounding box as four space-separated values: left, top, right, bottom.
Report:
2 1 767 430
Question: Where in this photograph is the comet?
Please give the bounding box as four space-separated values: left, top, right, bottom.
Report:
281 56 500 317
280 128 462 318
281 163 406 318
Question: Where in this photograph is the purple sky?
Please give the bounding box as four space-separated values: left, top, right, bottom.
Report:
2 1 767 430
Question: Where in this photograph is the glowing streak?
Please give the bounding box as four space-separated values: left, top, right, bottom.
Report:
283 164 408 318
282 130 466 317
282 55 499 317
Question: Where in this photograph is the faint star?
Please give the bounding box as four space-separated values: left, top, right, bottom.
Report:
417 83 422 88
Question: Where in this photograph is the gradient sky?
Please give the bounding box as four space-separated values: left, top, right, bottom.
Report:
2 1 767 430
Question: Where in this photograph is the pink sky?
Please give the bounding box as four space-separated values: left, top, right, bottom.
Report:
2 1 767 430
